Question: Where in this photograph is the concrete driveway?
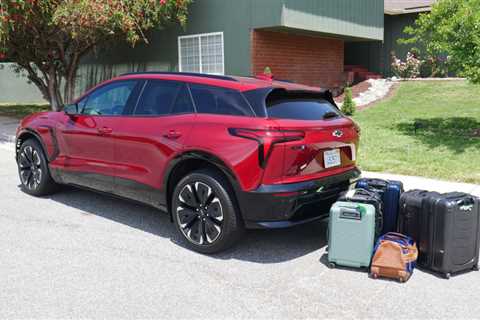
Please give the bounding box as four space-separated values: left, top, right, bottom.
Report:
0 119 479 318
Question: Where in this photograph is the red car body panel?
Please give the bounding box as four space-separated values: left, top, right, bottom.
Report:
16 72 360 228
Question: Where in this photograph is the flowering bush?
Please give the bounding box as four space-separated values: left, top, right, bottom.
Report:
391 52 422 79
400 0 480 84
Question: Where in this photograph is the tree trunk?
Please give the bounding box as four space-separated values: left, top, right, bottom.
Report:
64 54 80 104
48 88 63 111
64 73 77 104
47 67 64 111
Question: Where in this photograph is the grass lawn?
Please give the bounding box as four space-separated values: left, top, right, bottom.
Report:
0 104 50 118
354 80 480 184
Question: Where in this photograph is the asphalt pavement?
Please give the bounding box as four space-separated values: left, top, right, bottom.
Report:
0 116 479 318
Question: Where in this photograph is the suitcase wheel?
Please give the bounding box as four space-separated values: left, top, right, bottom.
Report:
370 273 379 279
473 265 479 272
398 277 405 283
444 273 451 280
328 262 336 269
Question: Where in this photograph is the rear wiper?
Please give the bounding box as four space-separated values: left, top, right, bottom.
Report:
323 111 339 119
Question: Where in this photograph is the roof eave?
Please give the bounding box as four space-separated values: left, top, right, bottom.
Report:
384 8 432 15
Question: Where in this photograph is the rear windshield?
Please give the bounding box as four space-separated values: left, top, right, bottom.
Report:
267 98 341 120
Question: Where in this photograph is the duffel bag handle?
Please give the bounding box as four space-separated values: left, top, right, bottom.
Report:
380 232 413 246
382 232 411 241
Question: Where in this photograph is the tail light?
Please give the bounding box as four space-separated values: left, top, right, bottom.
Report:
228 128 304 168
353 122 361 135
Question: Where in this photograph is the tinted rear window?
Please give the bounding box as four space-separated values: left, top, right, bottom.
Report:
189 84 255 117
267 98 341 120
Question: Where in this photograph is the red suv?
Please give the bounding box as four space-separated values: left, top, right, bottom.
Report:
16 72 360 253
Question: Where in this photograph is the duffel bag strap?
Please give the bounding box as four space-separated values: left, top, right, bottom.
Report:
402 245 418 263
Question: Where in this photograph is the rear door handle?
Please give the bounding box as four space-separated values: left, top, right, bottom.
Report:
98 127 113 135
164 130 182 140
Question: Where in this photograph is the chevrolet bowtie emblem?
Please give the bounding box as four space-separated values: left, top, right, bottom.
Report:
332 130 343 138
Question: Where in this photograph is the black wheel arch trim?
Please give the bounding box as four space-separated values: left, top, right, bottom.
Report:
16 127 59 162
164 150 244 220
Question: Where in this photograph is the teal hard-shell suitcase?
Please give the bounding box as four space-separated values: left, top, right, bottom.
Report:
328 201 376 269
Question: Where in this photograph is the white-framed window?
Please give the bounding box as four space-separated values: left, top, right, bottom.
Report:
178 32 225 75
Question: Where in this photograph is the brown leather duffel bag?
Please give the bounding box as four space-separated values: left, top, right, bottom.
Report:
370 233 418 283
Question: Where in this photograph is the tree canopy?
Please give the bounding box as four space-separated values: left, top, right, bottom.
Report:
0 0 191 110
401 0 480 83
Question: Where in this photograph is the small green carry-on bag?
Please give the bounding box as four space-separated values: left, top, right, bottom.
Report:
328 201 376 269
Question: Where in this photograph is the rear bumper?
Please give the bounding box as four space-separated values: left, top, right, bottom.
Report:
238 168 361 229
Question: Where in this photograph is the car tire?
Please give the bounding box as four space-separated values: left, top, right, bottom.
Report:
172 168 244 254
17 138 59 196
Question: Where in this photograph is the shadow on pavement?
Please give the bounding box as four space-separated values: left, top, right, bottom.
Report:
43 185 327 264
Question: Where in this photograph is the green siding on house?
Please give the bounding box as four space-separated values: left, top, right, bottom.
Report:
280 0 384 41
79 0 256 94
81 0 385 93
0 0 385 103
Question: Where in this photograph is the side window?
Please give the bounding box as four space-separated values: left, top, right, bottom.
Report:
82 81 137 116
189 84 254 117
135 80 194 116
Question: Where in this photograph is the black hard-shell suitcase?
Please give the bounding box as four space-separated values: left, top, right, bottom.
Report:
338 188 384 236
399 191 480 278
398 190 439 244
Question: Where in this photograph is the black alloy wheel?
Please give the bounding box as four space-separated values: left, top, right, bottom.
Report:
18 144 43 191
17 139 58 196
172 169 243 254
176 181 224 245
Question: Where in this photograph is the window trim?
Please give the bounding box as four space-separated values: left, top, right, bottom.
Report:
178 31 225 75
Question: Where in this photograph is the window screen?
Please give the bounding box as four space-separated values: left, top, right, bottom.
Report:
179 32 224 75
189 84 254 117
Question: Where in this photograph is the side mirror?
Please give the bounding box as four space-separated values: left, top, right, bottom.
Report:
64 103 79 116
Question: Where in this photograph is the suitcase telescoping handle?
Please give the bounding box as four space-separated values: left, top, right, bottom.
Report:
456 197 475 207
364 178 388 189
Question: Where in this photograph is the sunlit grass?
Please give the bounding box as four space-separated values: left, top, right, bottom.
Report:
354 81 480 184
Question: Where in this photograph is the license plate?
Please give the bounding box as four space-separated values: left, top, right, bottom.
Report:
324 149 341 168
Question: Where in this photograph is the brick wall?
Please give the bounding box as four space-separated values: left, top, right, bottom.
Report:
251 30 345 88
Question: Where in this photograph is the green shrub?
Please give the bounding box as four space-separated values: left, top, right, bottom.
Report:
342 87 356 116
